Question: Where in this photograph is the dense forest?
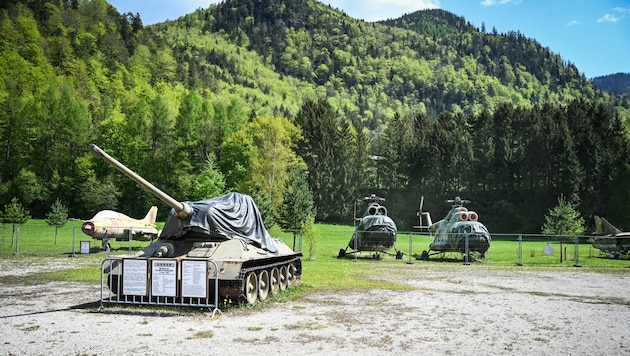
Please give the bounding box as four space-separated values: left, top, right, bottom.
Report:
592 73 630 95
1 0 629 233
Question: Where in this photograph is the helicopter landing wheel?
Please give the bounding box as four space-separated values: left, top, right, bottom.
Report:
396 250 404 259
338 249 346 258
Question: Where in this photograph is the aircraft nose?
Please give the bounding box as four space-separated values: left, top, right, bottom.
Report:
82 221 95 235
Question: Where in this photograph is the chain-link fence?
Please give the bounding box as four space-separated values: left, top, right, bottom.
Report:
0 223 149 256
2 223 628 267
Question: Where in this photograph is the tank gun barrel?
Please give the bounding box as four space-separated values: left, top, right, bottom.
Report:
88 144 193 220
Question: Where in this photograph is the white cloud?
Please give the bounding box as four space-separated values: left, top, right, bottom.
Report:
596 6 630 24
566 20 581 26
480 0 522 7
367 0 438 6
597 14 620 23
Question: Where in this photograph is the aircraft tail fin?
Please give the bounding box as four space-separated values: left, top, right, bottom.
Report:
142 206 158 224
594 215 622 236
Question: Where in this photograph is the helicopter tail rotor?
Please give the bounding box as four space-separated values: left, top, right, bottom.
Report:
415 196 432 230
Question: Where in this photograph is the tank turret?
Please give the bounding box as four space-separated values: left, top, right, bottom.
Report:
89 144 302 306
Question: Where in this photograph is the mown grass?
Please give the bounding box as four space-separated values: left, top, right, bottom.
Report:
1 220 629 295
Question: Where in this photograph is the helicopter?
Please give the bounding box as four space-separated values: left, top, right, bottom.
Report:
338 194 403 260
591 215 630 258
415 196 491 261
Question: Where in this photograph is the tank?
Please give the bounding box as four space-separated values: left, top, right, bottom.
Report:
89 144 302 305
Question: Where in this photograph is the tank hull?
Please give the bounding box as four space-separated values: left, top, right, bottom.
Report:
104 237 301 305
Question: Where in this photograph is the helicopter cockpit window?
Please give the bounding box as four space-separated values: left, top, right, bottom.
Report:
453 225 472 234
454 224 488 235
473 224 489 234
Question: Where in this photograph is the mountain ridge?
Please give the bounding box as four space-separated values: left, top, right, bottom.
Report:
157 0 624 124
591 73 630 95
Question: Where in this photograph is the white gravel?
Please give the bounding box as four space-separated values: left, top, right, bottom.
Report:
1 259 629 355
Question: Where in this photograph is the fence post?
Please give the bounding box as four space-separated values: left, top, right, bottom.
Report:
407 232 413 264
573 236 581 267
14 224 20 255
353 231 358 262
128 229 133 254
299 229 303 252
463 233 470 265
71 226 77 257
517 234 523 266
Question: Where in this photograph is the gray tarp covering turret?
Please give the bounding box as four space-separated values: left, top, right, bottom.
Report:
159 192 278 253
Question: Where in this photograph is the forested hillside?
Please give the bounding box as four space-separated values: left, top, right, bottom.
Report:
0 0 629 233
592 73 630 95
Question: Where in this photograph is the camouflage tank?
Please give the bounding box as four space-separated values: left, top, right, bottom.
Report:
89 144 302 305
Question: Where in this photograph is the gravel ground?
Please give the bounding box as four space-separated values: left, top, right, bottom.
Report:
1 259 629 355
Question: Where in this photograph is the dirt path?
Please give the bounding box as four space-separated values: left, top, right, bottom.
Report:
1 262 629 355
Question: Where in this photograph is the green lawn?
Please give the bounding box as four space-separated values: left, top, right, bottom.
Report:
1 220 629 292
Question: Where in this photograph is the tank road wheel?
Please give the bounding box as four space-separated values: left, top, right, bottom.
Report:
269 267 280 296
287 263 297 287
279 265 289 291
243 272 258 304
258 270 270 302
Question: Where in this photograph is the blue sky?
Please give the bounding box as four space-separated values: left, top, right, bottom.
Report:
108 0 629 78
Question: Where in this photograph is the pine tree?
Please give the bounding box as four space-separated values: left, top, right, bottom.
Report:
541 195 585 236
278 167 315 250
0 197 31 247
45 198 68 245
301 215 318 261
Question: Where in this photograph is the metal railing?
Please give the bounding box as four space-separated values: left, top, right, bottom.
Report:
100 256 221 316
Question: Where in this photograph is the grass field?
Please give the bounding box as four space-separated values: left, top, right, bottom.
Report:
1 220 629 293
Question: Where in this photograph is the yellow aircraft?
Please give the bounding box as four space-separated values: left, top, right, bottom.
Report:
81 206 159 251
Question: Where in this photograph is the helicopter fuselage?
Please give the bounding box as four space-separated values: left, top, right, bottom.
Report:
430 220 491 255
419 198 492 258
